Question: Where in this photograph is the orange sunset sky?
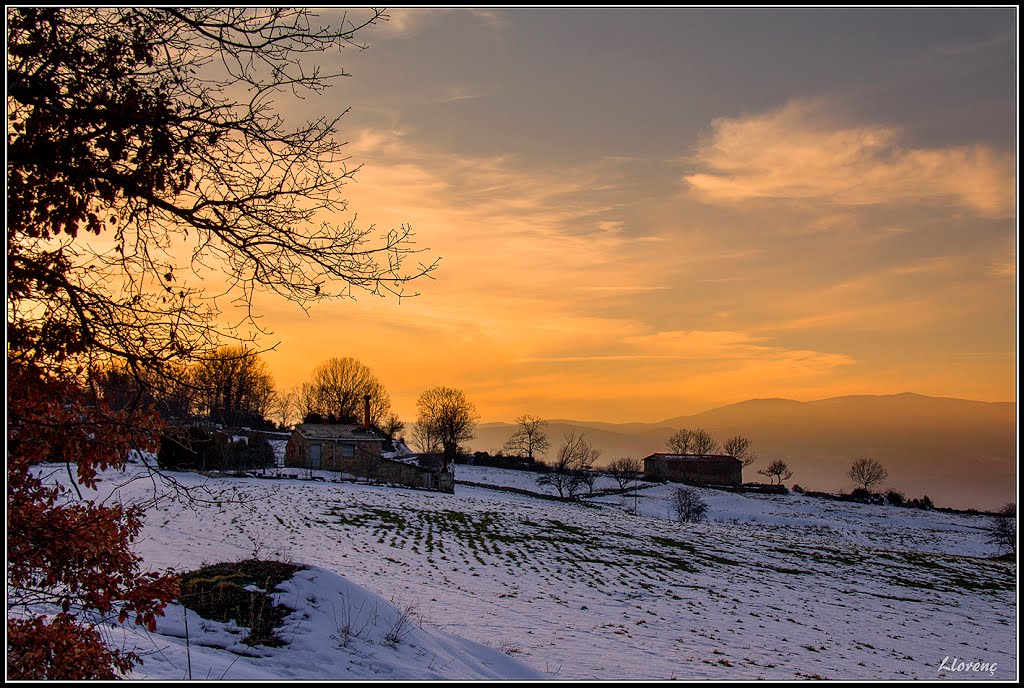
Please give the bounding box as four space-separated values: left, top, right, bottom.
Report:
168 8 1017 424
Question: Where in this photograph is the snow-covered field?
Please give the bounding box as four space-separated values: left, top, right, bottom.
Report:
30 462 1017 680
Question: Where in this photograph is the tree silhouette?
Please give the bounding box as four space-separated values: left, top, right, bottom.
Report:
415 387 477 462
723 435 757 467
758 459 793 486
985 503 1016 557
299 357 391 427
191 346 276 427
666 428 695 454
503 414 551 460
847 457 888 492
537 432 601 499
7 8 433 678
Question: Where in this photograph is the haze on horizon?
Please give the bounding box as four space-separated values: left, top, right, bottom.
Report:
206 8 1014 424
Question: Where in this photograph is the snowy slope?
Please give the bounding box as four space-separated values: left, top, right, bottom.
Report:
32 462 1017 680
117 565 544 680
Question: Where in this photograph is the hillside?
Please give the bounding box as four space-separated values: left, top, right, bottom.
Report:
473 393 1016 510
30 462 1016 680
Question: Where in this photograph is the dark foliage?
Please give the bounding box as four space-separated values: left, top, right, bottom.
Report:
158 427 274 471
885 489 907 506
178 560 303 646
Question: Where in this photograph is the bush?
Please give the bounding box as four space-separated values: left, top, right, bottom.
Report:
885 489 906 506
158 427 226 470
231 435 275 472
158 428 274 471
985 503 1016 557
178 560 303 647
792 484 805 494
908 495 934 509
671 487 709 523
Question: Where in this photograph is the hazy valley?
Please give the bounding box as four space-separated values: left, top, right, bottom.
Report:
475 393 1016 510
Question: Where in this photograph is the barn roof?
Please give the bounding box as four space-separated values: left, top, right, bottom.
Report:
643 452 742 464
293 424 384 442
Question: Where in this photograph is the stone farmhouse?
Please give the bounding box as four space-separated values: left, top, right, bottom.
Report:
643 453 743 486
285 422 454 493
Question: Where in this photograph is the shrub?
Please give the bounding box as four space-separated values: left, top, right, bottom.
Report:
231 435 275 472
985 503 1016 557
671 487 709 523
158 426 227 471
178 560 303 646
158 429 273 471
885 489 906 506
908 495 934 509
383 601 419 647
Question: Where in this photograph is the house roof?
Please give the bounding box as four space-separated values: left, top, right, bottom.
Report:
294 424 384 442
643 452 742 464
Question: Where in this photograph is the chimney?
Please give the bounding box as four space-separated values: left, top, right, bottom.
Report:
363 394 371 430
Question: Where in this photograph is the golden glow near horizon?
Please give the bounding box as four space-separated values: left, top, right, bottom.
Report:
203 9 1015 424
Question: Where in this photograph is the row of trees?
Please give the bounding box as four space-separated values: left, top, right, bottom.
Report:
97 346 279 428
666 428 757 466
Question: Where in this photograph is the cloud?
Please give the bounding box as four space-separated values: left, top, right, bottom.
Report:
623 330 855 370
519 329 855 374
372 8 506 38
684 99 1015 218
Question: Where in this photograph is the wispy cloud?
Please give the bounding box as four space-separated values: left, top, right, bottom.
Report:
373 8 506 38
684 99 1015 218
439 86 482 103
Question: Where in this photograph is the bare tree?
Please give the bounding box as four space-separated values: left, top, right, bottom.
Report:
8 8 437 391
666 428 695 454
536 432 601 499
272 386 301 430
380 413 405 442
8 8 432 679
301 357 391 426
847 457 888 492
410 419 442 454
415 387 477 462
667 428 718 456
608 456 644 514
535 464 578 499
190 346 276 427
95 361 193 421
691 429 719 456
758 459 793 486
985 503 1016 557
671 487 709 523
503 414 551 460
608 457 644 492
723 435 757 467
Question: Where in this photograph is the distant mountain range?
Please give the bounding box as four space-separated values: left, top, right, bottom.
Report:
471 393 1016 511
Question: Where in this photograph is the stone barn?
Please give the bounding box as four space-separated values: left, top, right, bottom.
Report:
643 453 742 486
285 423 454 493
286 423 386 473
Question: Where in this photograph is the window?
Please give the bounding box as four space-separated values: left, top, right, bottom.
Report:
341 443 355 458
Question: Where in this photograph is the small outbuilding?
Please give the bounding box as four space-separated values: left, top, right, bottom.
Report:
643 453 743 486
